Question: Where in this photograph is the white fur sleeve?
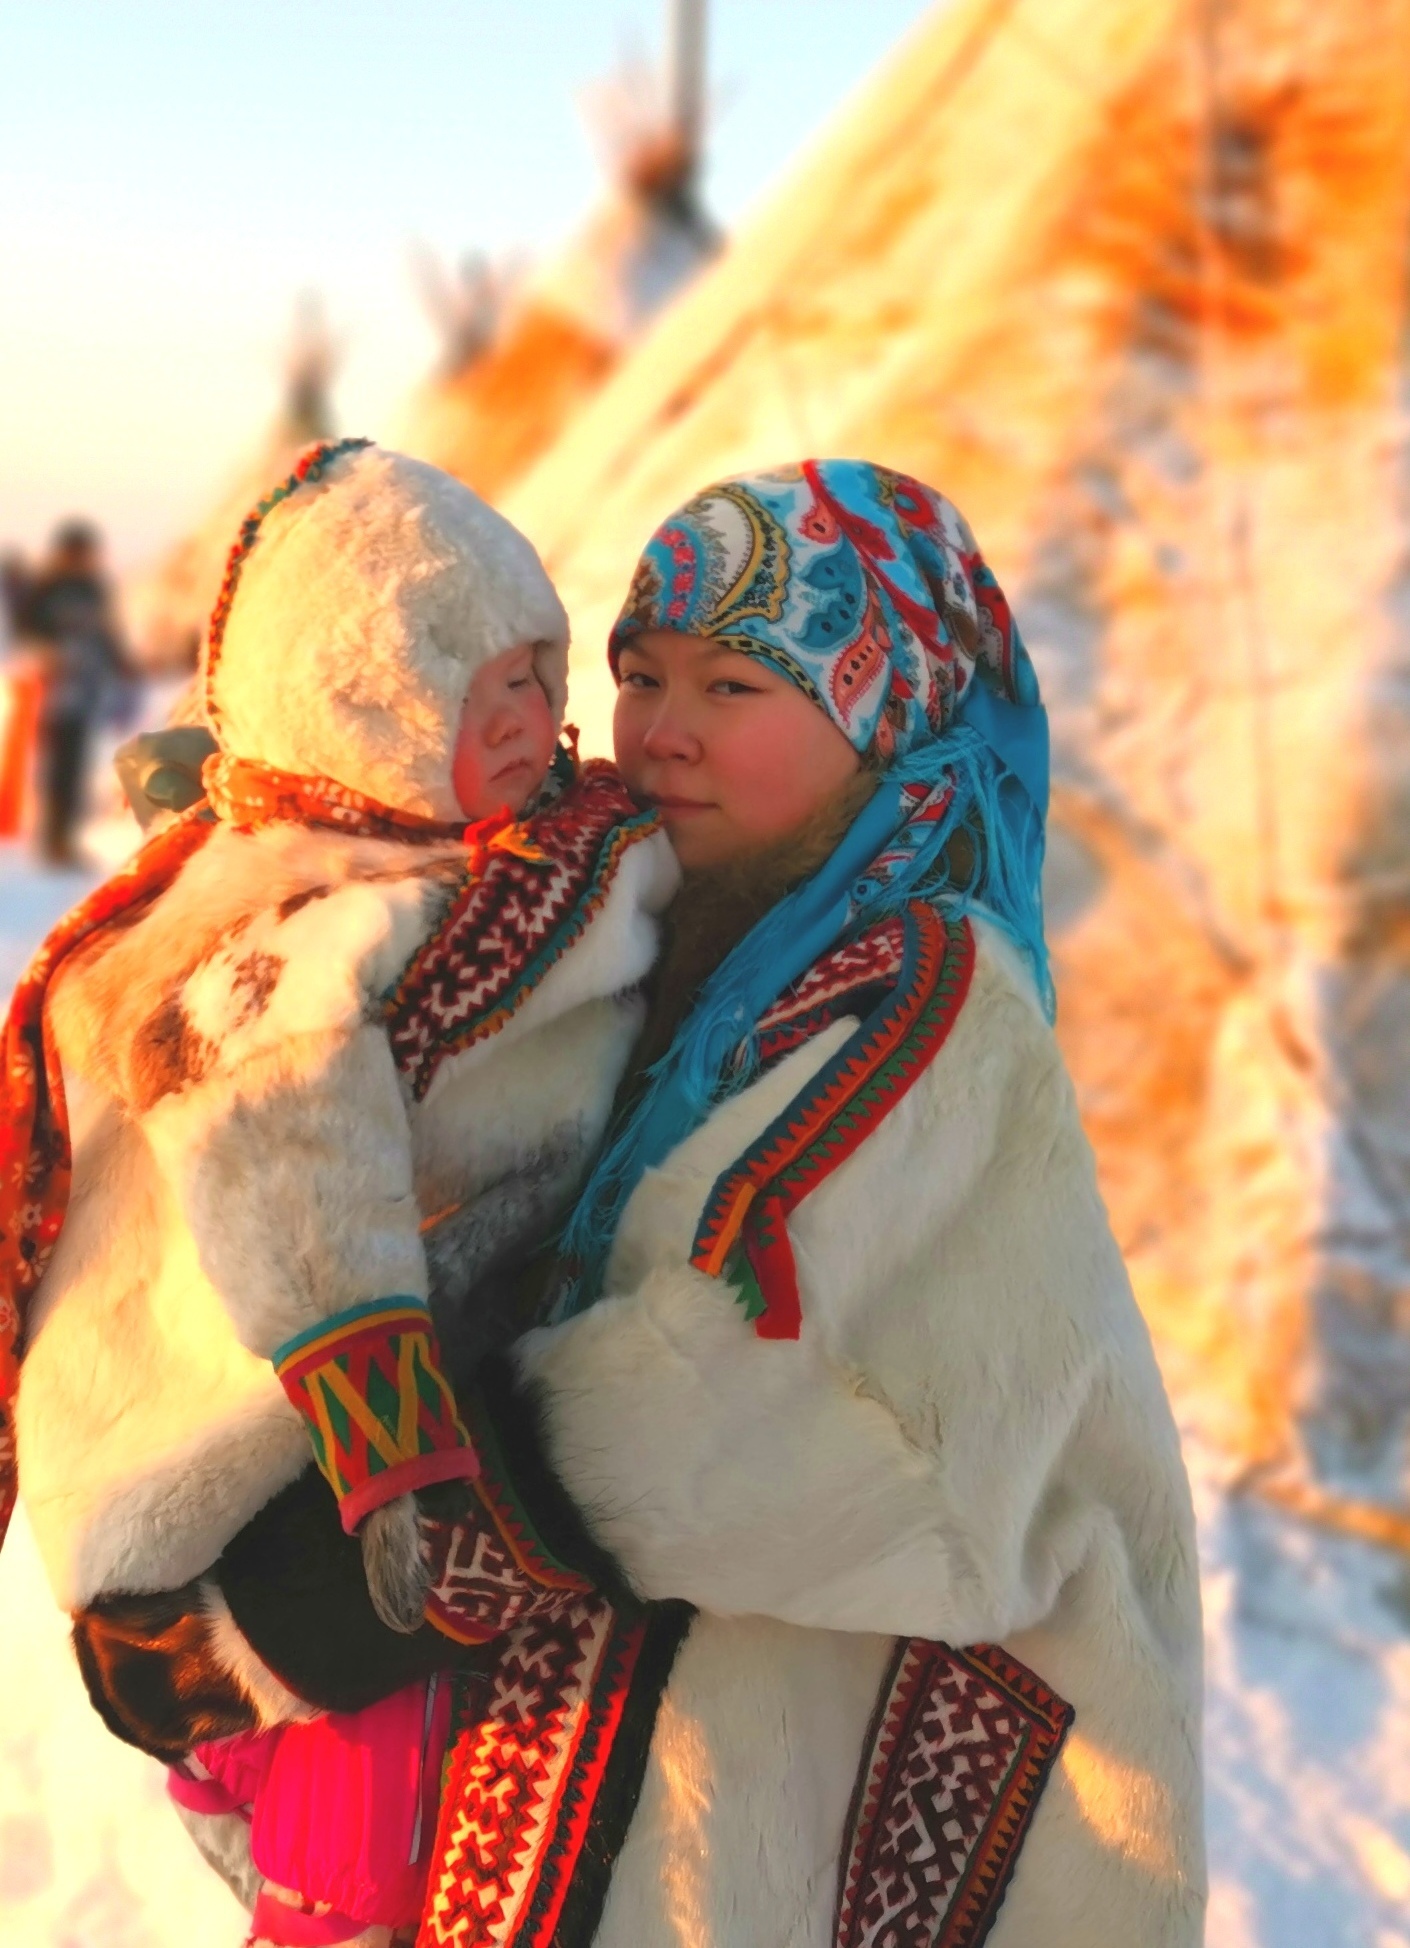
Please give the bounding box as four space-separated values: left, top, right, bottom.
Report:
514 946 1161 1645
142 1020 426 1358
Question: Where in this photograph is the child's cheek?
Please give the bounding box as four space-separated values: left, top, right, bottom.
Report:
450 721 486 818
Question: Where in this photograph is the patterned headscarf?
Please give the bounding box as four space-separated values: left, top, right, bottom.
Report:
610 458 1037 765
557 459 1051 1317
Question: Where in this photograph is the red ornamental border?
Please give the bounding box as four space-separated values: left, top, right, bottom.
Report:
419 1398 596 1650
417 1597 647 1948
690 903 975 1337
835 1639 1074 1948
754 915 907 1066
384 765 658 1102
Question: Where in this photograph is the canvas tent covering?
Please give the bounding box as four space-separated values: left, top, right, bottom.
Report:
503 0 1410 1531
400 0 718 502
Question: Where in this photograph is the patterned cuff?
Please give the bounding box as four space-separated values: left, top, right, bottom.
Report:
273 1297 479 1535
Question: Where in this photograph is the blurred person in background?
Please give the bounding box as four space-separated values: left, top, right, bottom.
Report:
0 549 30 653
19 519 132 867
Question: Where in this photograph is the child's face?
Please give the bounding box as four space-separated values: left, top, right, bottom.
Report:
451 643 557 818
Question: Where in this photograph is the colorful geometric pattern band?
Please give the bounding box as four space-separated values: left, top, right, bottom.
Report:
384 761 659 1101
835 1638 1074 1948
420 1404 595 1649
417 1597 646 1948
273 1297 478 1534
690 903 975 1338
753 915 906 1068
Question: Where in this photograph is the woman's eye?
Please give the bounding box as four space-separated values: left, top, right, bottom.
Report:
619 670 659 690
710 679 759 696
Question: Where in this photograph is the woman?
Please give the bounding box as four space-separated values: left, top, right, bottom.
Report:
73 460 1204 1946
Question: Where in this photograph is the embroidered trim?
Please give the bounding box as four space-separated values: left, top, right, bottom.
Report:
690 903 975 1337
420 1450 596 1650
835 1639 1074 1948
418 1599 658 1948
468 1396 597 1591
384 762 659 1102
273 1297 476 1533
754 915 907 1067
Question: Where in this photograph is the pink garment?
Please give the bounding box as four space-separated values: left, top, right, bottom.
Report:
175 1674 451 1937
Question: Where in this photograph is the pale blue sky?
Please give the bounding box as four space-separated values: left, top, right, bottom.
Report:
0 1 934 566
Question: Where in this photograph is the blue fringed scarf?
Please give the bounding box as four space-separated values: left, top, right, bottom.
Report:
556 459 1050 1318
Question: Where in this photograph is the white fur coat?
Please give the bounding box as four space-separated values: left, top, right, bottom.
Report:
516 922 1207 1947
17 816 677 1613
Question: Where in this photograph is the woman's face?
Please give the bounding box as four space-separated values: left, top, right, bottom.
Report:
613 629 862 869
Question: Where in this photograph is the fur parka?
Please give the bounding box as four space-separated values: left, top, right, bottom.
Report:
15 440 679 1647
16 807 678 1620
55 899 1206 1945
514 920 1206 1947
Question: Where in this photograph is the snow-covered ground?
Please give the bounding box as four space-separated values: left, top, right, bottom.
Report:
1192 1445 1410 1944
0 837 1406 1946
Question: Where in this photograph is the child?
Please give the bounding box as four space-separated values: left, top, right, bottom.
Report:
4 440 677 1945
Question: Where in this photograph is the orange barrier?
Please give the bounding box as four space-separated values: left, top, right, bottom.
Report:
0 664 44 838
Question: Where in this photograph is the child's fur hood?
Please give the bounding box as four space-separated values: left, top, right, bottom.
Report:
206 444 569 819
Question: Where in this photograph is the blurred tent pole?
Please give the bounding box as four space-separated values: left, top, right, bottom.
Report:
282 291 336 446
668 0 708 182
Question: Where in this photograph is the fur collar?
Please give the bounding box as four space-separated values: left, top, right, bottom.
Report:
628 771 879 1081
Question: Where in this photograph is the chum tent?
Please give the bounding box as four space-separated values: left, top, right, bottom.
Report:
503 0 1410 1541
